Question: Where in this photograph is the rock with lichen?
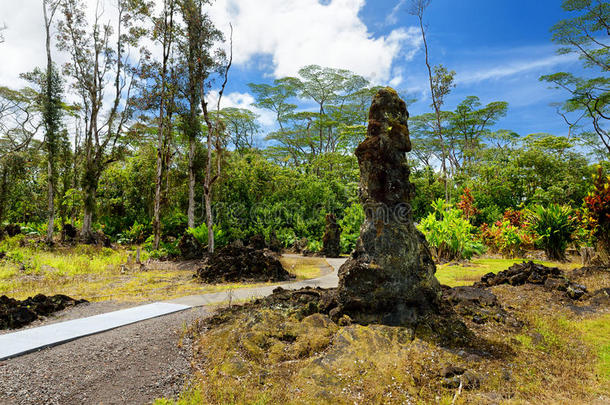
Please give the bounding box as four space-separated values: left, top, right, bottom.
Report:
322 213 341 258
334 87 441 326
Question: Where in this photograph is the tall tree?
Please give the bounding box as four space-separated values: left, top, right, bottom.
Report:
409 0 455 201
179 0 230 252
151 0 177 250
219 107 260 151
0 86 40 158
541 0 609 155
200 25 231 254
179 0 221 229
448 96 508 170
57 0 150 241
43 0 63 243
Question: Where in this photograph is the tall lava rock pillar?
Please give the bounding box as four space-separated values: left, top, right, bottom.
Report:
336 87 441 326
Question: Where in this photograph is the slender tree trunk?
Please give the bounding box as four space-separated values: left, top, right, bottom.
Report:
0 165 8 224
418 13 449 202
81 163 98 241
44 0 56 244
153 118 165 249
152 0 174 250
187 136 196 229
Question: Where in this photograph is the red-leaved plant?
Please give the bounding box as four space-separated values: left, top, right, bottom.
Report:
583 166 610 264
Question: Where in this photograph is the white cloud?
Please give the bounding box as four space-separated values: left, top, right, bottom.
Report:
207 90 276 128
209 0 421 83
385 0 407 26
1 0 421 91
457 53 579 85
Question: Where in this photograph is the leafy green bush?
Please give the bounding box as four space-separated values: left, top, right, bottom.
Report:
161 211 188 238
418 199 485 262
526 204 577 262
306 239 322 253
186 223 229 248
187 223 209 245
275 228 297 248
339 202 364 254
21 222 47 237
144 235 180 259
118 221 150 245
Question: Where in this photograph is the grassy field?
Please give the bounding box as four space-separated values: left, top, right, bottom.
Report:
436 257 582 287
0 236 329 302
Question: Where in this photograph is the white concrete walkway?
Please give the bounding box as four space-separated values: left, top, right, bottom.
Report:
0 257 346 361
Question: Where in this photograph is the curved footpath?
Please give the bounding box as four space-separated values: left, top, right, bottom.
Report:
0 256 345 405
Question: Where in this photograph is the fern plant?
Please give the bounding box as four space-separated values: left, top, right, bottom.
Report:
526 204 576 262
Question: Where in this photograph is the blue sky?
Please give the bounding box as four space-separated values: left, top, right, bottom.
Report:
218 0 585 138
0 0 588 139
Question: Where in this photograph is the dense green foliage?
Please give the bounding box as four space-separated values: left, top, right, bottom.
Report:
418 199 485 261
0 0 607 262
526 204 577 262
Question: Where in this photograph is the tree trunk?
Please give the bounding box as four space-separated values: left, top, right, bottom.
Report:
187 136 196 229
46 159 55 243
153 74 167 250
44 0 55 244
204 186 214 253
81 165 98 241
418 12 449 202
0 165 8 224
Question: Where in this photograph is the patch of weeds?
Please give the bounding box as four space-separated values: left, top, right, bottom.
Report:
153 385 204 405
572 313 610 384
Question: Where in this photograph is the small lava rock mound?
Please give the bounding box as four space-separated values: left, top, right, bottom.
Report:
196 245 293 284
3 224 22 237
570 265 610 278
1 294 88 330
61 224 78 241
442 286 512 325
474 261 587 300
178 233 204 260
589 288 610 306
440 365 481 390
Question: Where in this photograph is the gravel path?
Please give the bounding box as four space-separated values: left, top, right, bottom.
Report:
0 257 344 404
0 306 207 405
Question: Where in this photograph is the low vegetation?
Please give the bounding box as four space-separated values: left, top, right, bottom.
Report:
0 236 327 302
155 266 609 405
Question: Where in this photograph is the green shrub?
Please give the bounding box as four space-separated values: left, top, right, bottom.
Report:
418 199 485 262
117 221 150 245
339 202 364 254
21 222 47 237
186 223 229 248
161 211 188 238
275 228 297 248
144 235 180 259
187 223 209 245
306 239 322 253
526 204 577 262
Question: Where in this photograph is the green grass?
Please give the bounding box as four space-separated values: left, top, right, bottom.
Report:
436 257 581 287
573 314 610 384
279 256 327 280
0 237 327 302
